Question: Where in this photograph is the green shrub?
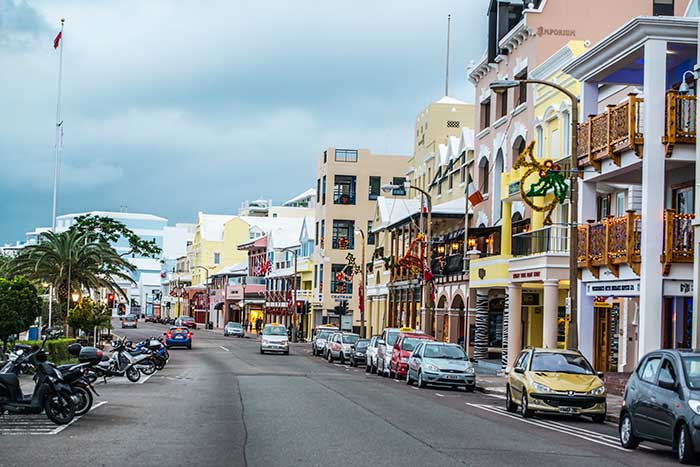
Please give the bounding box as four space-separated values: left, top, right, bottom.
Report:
17 338 77 365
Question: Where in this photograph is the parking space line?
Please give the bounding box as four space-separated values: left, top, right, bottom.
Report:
219 345 230 352
138 373 155 385
51 401 109 435
435 393 445 397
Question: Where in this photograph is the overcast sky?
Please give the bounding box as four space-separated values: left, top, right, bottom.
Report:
0 0 489 244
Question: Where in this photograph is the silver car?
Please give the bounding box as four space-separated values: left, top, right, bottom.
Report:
406 342 475 391
260 324 289 355
312 328 338 357
365 335 380 373
224 322 245 337
326 332 360 364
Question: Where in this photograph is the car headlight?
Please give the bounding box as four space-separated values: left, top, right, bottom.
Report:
689 400 700 415
424 363 439 373
588 385 605 396
400 357 409 363
262 339 270 345
532 382 553 393
355 352 365 356
281 341 289 346
465 367 475 375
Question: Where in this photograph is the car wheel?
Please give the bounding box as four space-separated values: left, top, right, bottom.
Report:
365 362 370 373
260 348 264 354
417 371 426 388
505 386 518 413
591 414 606 423
619 412 639 450
339 353 345 364
465 385 475 392
678 423 696 464
327 351 333 363
521 392 533 418
187 343 192 350
406 371 413 385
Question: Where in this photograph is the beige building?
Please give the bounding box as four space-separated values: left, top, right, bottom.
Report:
312 148 410 333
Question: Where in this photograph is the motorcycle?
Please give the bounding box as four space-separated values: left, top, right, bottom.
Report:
0 338 81 425
88 337 141 383
56 343 103 416
123 341 157 375
132 338 168 371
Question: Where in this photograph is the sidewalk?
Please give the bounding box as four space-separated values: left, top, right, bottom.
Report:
476 373 623 423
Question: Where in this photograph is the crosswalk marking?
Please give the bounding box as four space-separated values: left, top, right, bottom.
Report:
0 401 108 436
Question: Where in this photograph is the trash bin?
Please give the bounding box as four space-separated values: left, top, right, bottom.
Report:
207 321 213 330
27 326 40 341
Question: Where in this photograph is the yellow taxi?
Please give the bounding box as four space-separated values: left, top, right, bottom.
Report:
505 348 606 423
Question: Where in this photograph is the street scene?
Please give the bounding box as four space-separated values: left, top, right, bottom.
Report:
4 0 700 466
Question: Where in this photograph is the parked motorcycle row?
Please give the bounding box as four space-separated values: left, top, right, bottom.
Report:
0 335 170 426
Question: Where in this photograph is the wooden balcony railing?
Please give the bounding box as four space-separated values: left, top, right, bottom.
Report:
577 211 641 278
576 93 644 170
661 209 695 275
664 90 697 156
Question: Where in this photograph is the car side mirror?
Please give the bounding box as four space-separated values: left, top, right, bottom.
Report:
658 378 678 391
163 333 167 336
597 371 604 378
377 339 385 346
514 367 525 374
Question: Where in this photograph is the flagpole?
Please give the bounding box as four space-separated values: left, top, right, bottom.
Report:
49 18 65 329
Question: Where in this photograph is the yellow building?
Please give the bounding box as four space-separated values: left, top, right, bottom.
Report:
190 213 236 285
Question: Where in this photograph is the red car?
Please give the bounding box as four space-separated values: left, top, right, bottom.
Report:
389 332 435 379
176 316 197 329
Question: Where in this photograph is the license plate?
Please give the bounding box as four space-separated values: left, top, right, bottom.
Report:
446 374 461 380
559 407 580 414
176 336 184 339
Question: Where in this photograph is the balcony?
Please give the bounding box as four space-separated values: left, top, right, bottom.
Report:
330 280 352 294
512 226 568 257
661 209 695 275
431 254 466 277
334 192 356 205
663 90 697 156
577 211 641 278
332 237 354 250
576 93 644 170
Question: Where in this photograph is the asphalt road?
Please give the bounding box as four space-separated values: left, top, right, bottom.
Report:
0 321 683 466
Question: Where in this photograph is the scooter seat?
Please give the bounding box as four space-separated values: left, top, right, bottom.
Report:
0 373 19 388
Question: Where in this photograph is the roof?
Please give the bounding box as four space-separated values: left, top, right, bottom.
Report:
375 197 421 230
284 188 316 206
212 261 248 277
198 213 236 242
57 211 167 222
268 217 305 250
435 96 467 105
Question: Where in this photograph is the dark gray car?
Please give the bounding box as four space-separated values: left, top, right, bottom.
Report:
620 349 700 463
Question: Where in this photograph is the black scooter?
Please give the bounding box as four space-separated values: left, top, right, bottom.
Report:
54 343 103 416
0 338 80 425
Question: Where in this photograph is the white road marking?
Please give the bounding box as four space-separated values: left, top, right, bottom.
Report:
485 393 507 400
1 401 109 436
435 393 445 397
51 401 109 435
138 373 155 385
219 345 230 352
466 403 633 452
411 387 419 390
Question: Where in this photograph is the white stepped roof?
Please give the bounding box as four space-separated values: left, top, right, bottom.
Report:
435 95 467 105
284 188 316 205
198 212 235 242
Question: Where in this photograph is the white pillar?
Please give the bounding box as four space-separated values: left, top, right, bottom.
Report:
507 283 522 367
580 81 599 121
638 39 667 357
578 287 595 361
692 18 700 349
543 280 559 349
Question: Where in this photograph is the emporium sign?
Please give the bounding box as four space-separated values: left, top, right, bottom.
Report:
537 27 576 37
585 280 640 297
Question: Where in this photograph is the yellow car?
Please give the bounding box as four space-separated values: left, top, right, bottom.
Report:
505 348 607 423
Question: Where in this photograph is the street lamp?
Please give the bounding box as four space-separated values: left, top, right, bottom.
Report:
71 291 80 303
280 246 300 343
354 227 367 338
381 181 434 336
191 265 210 328
490 78 580 349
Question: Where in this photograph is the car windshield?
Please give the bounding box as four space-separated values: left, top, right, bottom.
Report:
530 352 594 375
682 356 700 389
125 316 136 321
317 331 331 340
401 338 424 351
423 344 466 360
171 328 187 334
386 331 399 346
356 340 369 350
264 326 286 336
228 323 242 328
181 317 194 322
343 335 359 344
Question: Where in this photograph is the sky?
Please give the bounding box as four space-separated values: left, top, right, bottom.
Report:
0 0 490 244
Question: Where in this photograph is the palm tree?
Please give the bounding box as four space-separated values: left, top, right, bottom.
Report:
7 230 136 317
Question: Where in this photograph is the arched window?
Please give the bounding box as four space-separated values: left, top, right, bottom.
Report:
478 157 490 195
562 110 571 157
512 136 526 168
493 150 504 221
536 125 544 158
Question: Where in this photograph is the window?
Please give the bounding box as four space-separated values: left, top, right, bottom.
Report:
322 175 327 205
331 264 352 294
480 98 491 130
447 120 460 128
562 110 571 156
536 126 544 157
315 221 319 246
658 358 678 387
639 356 662 383
449 172 454 190
674 185 694 214
213 253 221 265
323 150 327 163
514 69 527 106
615 192 625 217
335 149 358 162
369 176 381 200
316 178 321 203
653 0 674 16
320 220 325 247
334 175 356 205
597 194 611 220
478 159 489 195
392 177 406 196
438 179 443 195
313 265 318 288
496 90 508 119
332 220 355 249
367 221 375 245
319 264 324 293
550 128 560 159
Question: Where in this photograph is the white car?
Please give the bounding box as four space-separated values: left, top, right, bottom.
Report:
365 335 381 373
312 327 338 356
260 324 289 355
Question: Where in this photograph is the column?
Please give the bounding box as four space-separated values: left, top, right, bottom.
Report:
501 201 512 256
580 81 599 121
436 312 445 341
542 280 559 349
474 289 490 360
638 39 667 357
507 283 522 367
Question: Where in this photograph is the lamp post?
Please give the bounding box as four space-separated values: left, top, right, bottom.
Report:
382 181 434 336
354 227 367 338
490 78 579 349
241 275 247 330
280 246 300 342
191 265 210 328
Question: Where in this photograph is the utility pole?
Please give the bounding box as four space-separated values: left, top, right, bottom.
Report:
355 228 367 338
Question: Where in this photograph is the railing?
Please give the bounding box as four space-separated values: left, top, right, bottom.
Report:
431 255 465 276
577 93 644 169
577 211 641 277
334 192 356 205
512 226 568 257
661 209 695 275
330 280 352 294
664 91 697 156
332 237 354 250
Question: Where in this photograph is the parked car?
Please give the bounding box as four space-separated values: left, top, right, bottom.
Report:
376 327 404 377
326 332 360 364
260 323 289 355
175 316 197 329
165 326 192 349
350 339 370 367
121 314 138 329
224 322 245 337
505 348 606 423
389 332 435 379
365 335 381 373
619 349 700 464
312 325 339 356
406 341 475 391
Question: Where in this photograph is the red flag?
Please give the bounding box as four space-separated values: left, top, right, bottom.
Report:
53 31 62 49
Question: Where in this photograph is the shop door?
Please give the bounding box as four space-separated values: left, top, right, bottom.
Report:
442 316 449 343
593 307 611 372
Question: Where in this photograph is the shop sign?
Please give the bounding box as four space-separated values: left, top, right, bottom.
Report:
512 271 541 280
341 315 353 331
663 280 694 297
508 180 520 197
585 280 640 297
332 294 353 303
